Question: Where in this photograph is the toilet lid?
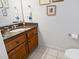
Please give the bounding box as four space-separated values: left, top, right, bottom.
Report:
64 49 79 59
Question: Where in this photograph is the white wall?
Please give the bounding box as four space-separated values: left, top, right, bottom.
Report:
30 0 79 50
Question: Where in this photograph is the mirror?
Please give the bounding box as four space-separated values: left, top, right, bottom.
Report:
0 0 33 26
9 0 32 23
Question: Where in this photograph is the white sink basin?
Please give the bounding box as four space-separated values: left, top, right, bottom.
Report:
10 28 30 32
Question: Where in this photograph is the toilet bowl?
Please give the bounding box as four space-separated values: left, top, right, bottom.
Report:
64 49 79 59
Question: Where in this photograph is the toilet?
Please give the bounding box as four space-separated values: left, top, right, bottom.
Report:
64 49 79 59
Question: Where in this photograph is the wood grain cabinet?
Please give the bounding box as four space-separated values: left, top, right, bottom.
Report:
4 26 38 59
4 33 26 52
4 33 28 59
8 43 27 59
27 27 38 53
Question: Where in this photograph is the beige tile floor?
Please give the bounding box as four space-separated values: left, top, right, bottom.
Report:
27 47 65 59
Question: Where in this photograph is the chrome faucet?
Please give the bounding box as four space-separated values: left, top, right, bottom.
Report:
11 25 18 30
4 26 10 32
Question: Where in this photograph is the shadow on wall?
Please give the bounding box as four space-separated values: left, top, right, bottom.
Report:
38 28 46 47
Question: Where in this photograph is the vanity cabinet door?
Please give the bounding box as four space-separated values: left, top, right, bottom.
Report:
25 43 29 57
8 43 26 59
28 38 34 53
27 27 38 53
28 35 38 53
33 35 38 48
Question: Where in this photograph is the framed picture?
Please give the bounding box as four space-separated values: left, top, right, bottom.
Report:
1 0 9 8
47 5 56 16
0 0 3 8
52 0 64 2
2 8 7 16
39 0 50 5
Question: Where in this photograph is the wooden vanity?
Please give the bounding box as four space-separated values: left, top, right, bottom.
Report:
2 23 38 59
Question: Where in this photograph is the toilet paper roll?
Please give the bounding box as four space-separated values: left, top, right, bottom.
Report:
68 33 79 39
72 34 78 39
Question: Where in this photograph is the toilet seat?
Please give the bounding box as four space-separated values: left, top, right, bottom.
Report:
64 49 79 59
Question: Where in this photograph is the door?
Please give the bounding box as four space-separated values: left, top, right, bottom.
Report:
28 38 34 53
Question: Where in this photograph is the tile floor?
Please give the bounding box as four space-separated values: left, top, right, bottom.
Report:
27 47 65 59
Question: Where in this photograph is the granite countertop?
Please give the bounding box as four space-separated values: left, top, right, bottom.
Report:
3 25 37 40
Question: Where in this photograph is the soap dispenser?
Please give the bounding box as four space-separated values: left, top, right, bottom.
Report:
27 5 32 22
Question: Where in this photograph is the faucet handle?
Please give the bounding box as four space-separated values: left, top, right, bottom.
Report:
13 24 18 29
4 26 10 31
3 26 10 35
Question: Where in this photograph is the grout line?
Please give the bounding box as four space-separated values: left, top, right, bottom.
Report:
28 47 64 59
41 48 48 59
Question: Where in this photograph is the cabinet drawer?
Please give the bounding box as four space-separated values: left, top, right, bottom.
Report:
27 27 37 39
8 43 26 59
5 34 26 52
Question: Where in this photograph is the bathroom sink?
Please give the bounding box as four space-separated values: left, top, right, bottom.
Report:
10 28 30 32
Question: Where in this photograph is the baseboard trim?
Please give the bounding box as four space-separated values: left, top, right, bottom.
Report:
39 44 65 51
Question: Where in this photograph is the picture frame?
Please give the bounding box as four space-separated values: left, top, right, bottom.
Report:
2 8 7 16
1 0 9 8
0 0 3 8
39 0 50 5
52 0 64 2
47 5 56 16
